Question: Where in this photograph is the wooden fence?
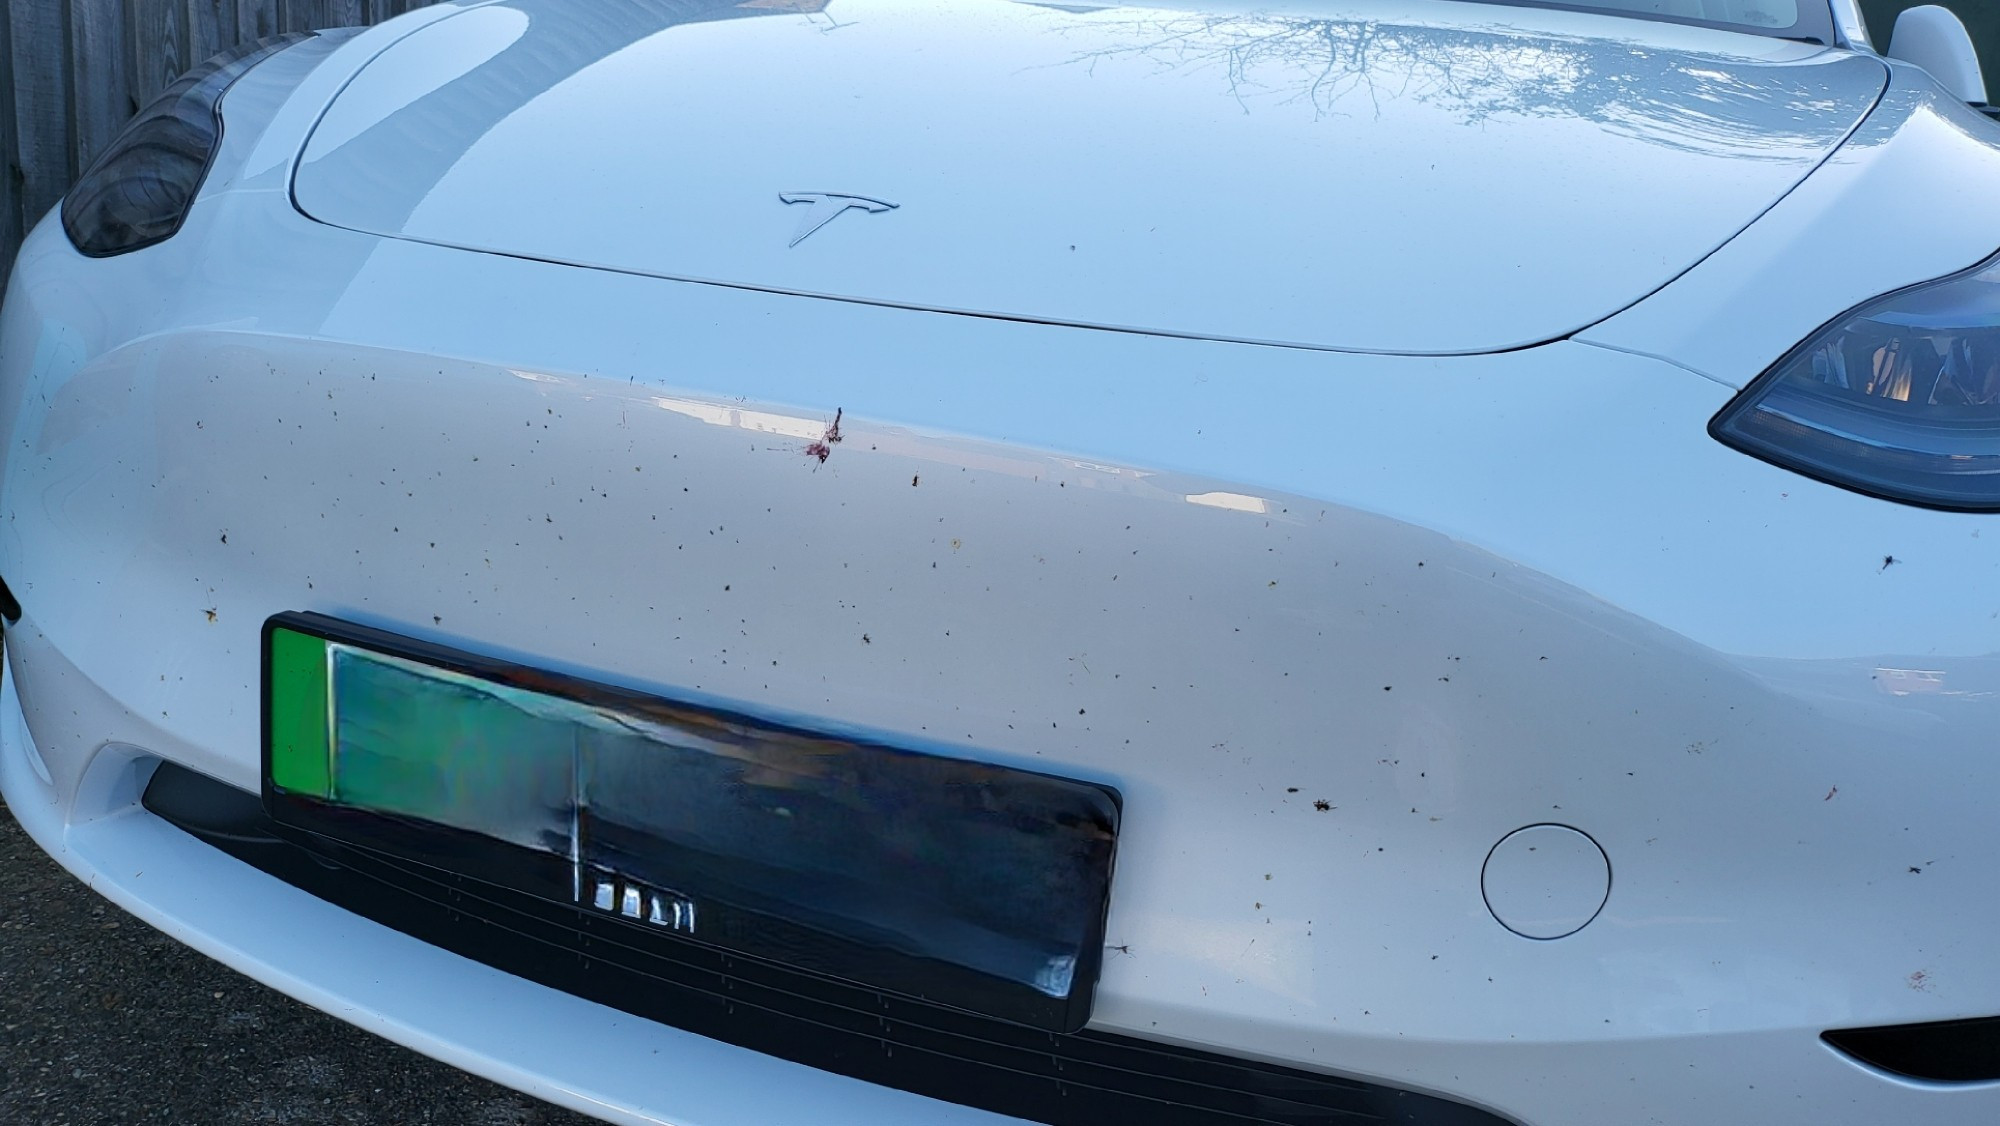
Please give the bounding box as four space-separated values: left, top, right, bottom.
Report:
0 1 440 277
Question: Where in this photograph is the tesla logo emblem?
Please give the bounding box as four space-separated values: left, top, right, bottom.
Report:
780 192 897 247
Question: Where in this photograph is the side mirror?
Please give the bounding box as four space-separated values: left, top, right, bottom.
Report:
1887 5 1989 106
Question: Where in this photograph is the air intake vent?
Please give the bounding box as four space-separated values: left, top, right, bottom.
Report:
1824 1016 2000 1082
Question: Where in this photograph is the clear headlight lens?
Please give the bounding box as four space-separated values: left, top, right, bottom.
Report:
61 34 309 258
1711 253 2000 511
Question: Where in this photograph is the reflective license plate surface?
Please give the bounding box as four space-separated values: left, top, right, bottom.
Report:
262 612 1119 1032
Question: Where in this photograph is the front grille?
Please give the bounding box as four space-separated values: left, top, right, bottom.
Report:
143 762 1516 1126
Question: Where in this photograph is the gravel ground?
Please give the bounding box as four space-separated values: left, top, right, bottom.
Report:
0 795 599 1126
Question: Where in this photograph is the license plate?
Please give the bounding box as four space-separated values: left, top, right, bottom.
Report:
261 612 1119 1032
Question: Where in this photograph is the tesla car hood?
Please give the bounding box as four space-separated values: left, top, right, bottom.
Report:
292 0 1886 354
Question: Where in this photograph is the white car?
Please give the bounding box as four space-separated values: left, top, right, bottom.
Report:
4 1 1999 1123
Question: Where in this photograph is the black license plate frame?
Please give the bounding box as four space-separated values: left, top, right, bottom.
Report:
261 611 1120 1032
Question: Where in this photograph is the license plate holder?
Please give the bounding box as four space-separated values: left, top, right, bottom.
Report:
261 612 1119 1032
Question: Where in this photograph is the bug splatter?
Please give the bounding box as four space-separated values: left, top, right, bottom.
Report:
804 407 844 464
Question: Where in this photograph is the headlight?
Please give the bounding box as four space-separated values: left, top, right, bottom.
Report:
61 34 310 258
1710 253 2000 511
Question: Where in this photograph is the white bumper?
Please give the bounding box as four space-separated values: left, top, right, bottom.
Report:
4 37 2000 1122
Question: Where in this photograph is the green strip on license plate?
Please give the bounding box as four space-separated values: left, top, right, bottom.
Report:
266 626 332 797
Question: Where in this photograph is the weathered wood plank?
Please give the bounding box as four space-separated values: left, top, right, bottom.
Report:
184 0 240 69
127 0 188 107
326 0 370 28
8 0 72 232
282 0 367 34
0 4 22 278
237 0 283 40
367 0 428 22
68 0 135 175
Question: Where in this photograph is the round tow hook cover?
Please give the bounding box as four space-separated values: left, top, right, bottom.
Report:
1481 824 1610 940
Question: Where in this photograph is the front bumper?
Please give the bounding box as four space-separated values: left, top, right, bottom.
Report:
6 56 2000 1115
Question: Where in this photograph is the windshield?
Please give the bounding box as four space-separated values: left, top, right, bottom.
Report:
1453 0 1834 44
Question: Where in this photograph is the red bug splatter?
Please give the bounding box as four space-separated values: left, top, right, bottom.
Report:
803 408 844 464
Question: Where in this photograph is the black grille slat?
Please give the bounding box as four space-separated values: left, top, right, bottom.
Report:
143 762 1516 1126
